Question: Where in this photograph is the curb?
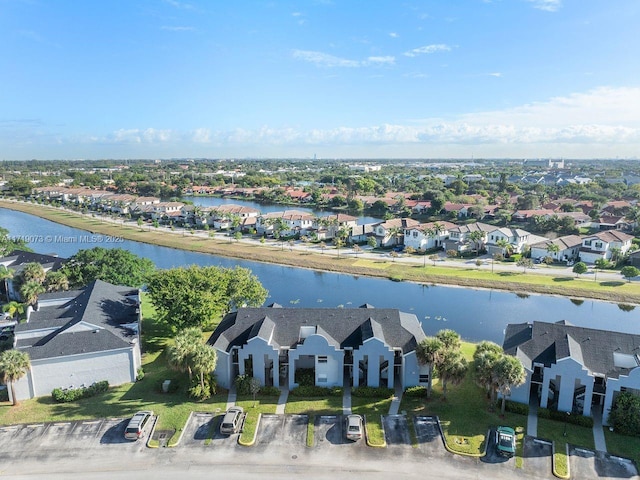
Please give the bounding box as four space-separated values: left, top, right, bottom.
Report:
436 415 485 458
364 414 386 448
552 441 571 479
145 415 160 449
167 411 192 448
238 412 261 447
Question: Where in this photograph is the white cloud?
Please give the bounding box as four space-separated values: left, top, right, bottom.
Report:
527 0 562 12
192 128 211 143
488 72 502 77
292 50 394 67
107 128 174 144
164 0 195 10
161 26 195 32
389 32 398 38
403 44 451 57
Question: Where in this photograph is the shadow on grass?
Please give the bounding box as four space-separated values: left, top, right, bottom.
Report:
497 272 519 277
601 281 625 287
552 277 574 282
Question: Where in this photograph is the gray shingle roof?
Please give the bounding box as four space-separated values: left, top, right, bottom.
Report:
503 321 640 379
0 250 66 271
208 306 425 354
15 280 139 360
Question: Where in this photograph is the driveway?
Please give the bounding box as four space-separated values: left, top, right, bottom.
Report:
179 412 219 447
520 436 553 479
570 446 640 480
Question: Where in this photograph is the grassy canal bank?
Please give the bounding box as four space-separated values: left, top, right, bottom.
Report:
2 199 640 305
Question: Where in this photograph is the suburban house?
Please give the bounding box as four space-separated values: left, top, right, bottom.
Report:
208 305 428 391
484 227 536 256
530 235 583 263
372 218 421 247
10 280 142 401
503 321 640 426
578 230 634 264
444 222 495 253
313 213 358 240
403 221 455 251
0 250 67 302
208 204 260 230
256 210 315 237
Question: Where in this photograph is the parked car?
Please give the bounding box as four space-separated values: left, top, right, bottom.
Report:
220 406 244 435
345 414 363 441
495 426 516 458
392 244 405 253
124 410 153 441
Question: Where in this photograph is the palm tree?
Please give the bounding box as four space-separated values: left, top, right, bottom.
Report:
2 301 25 321
387 226 403 247
494 355 526 415
473 341 503 401
416 337 444 398
191 344 217 392
19 263 46 285
437 350 467 401
0 349 31 406
496 238 513 257
436 329 461 351
334 238 345 258
166 327 203 380
19 281 45 306
0 266 13 302
468 231 484 257
43 271 69 293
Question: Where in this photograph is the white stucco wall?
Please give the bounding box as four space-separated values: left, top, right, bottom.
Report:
289 334 342 389
12 348 137 401
540 357 592 414
403 351 420 388
603 367 640 426
237 337 279 387
353 338 394 388
214 350 232 389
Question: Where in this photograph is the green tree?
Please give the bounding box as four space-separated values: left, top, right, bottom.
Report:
609 391 640 435
147 265 268 331
61 247 155 288
0 266 13 302
494 355 526 415
473 341 503 401
572 261 588 277
43 270 69 293
468 231 484 256
19 263 46 285
517 257 533 273
2 301 25 321
496 239 513 257
436 329 461 351
545 242 560 260
19 281 45 306
415 337 444 399
167 327 203 380
367 236 377 249
191 343 217 394
437 350 467 401
621 266 640 283
0 349 31 406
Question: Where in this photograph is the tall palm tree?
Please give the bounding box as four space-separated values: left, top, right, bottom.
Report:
494 355 526 415
468 231 484 257
0 266 13 302
436 329 461 352
19 263 46 285
437 350 467 401
166 327 203 380
43 271 69 293
191 344 217 392
473 341 503 401
19 281 45 307
496 238 513 257
0 349 31 406
387 226 403 247
416 337 444 398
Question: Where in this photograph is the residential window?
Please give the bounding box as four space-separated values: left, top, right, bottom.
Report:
419 374 430 382
595 242 602 248
585 240 592 246
318 374 327 383
318 356 328 363
413 231 418 238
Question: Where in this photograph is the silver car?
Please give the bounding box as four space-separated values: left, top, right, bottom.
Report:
345 414 363 441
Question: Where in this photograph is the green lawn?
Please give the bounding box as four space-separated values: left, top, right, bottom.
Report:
604 430 640 466
235 394 279 445
285 396 343 414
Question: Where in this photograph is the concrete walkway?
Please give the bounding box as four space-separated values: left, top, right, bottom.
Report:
388 377 404 415
225 387 237 411
275 387 289 414
592 407 607 452
527 395 538 437
342 376 352 415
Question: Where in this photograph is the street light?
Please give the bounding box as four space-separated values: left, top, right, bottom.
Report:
563 412 571 436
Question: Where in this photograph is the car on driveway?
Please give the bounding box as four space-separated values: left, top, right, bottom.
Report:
124 411 153 441
345 414 363 441
495 426 516 458
220 406 244 435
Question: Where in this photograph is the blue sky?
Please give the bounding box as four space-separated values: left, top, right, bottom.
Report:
2 0 639 160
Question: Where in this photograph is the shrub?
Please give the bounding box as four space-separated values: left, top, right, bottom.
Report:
404 386 428 397
537 407 594 428
351 386 394 398
501 400 529 416
136 368 145 381
290 385 338 397
234 374 254 395
609 391 640 435
51 380 109 403
189 374 216 401
259 386 281 396
446 249 458 258
294 368 315 387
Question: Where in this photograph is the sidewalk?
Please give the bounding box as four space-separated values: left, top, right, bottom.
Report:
592 407 607 452
275 386 289 415
342 376 352 415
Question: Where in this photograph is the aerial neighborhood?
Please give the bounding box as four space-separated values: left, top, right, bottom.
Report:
1 157 640 479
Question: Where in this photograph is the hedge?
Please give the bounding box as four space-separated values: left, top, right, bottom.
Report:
502 399 530 416
290 386 343 397
404 386 428 397
537 406 594 428
51 380 109 403
351 386 394 398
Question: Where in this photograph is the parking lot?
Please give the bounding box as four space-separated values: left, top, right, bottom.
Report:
521 436 553 479
312 414 368 449
570 446 639 480
382 414 411 446
255 414 308 447
413 416 446 457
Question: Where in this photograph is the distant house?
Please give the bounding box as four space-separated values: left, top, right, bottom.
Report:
444 222 494 253
530 235 582 262
593 216 634 232
209 204 260 230
503 321 640 425
313 213 358 240
403 221 455 251
11 280 142 401
579 230 634 264
372 218 421 247
0 250 67 302
256 210 315 237
485 227 534 255
511 209 556 222
207 305 428 391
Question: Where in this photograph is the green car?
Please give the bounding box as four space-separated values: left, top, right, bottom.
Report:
496 426 516 458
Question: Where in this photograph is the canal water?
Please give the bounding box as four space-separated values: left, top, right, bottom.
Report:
1 207 637 344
